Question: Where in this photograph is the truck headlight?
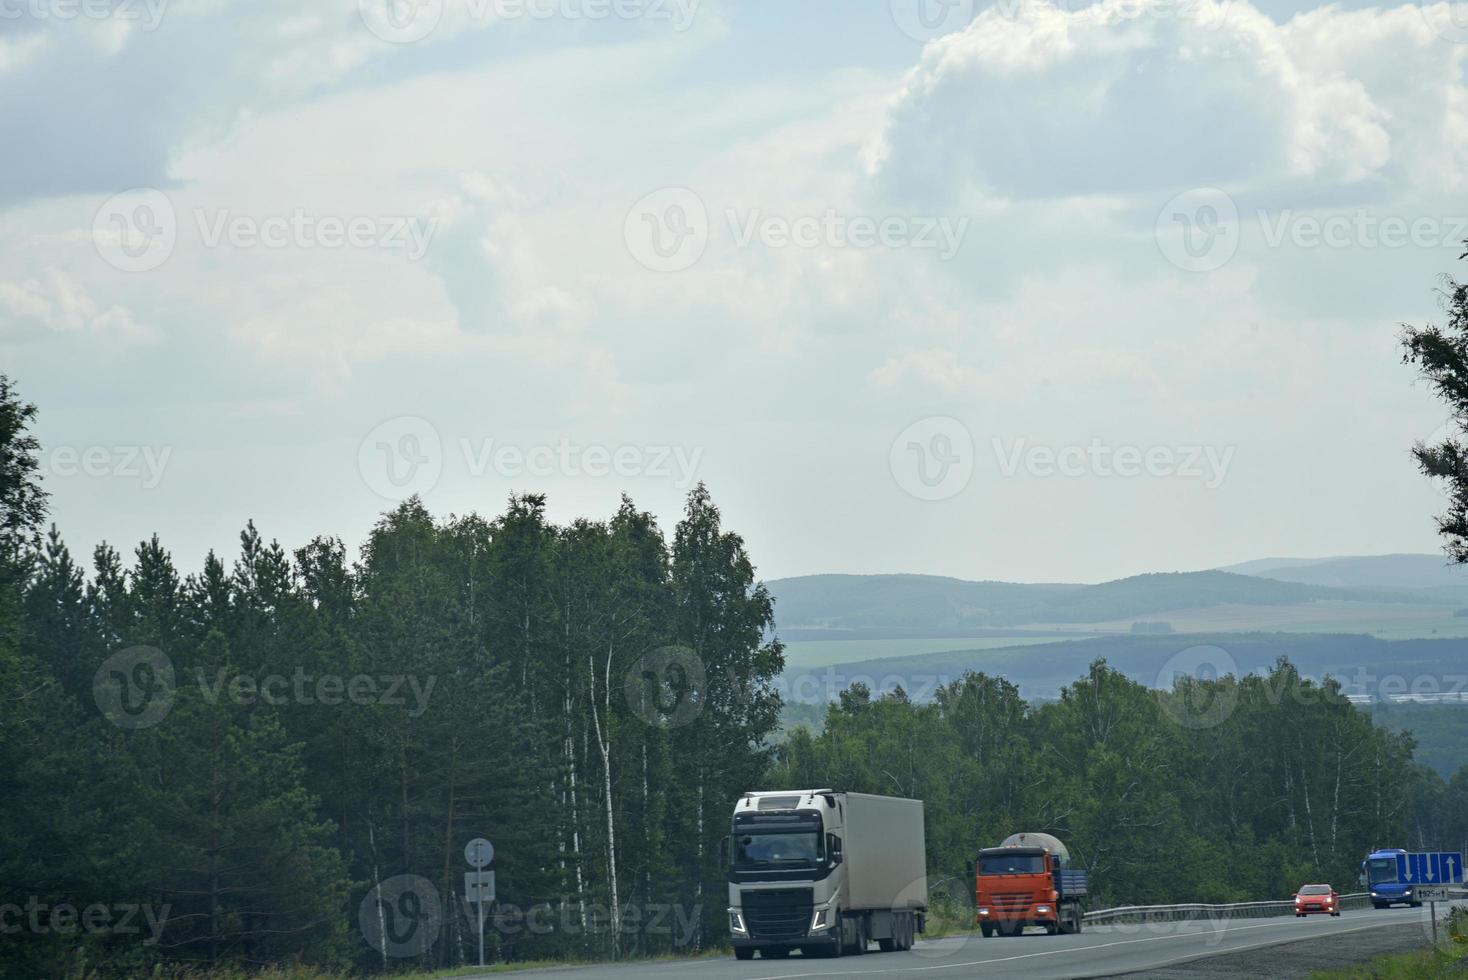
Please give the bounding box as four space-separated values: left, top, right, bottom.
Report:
1037 906 1052 914
729 911 747 935
1370 891 1378 897
977 908 990 916
810 906 832 932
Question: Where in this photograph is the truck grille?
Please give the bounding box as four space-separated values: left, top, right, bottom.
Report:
741 888 813 940
990 892 1032 912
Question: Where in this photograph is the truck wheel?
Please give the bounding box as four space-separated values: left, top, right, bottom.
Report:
904 912 916 950
981 923 995 938
1073 908 1084 934
734 947 754 961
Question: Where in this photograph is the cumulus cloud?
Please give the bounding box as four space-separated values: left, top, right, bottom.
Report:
868 0 1464 204
0 268 158 342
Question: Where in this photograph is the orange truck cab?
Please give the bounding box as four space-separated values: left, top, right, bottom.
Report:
974 832 1088 937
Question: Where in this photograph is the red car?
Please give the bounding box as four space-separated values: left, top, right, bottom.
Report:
1294 884 1340 917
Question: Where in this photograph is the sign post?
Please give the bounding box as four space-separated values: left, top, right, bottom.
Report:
464 838 496 968
1395 852 1463 946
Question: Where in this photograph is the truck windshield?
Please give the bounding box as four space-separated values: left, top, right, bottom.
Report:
734 831 820 866
1367 858 1398 884
979 853 1044 875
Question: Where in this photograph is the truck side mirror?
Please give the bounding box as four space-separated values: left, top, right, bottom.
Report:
827 833 843 865
964 860 974 876
719 835 731 866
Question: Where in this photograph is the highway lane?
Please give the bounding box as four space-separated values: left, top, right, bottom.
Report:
460 904 1452 980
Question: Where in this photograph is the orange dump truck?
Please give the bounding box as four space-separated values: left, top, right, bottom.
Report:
974 832 1087 937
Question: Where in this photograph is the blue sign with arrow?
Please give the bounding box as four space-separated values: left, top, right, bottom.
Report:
1396 852 1465 884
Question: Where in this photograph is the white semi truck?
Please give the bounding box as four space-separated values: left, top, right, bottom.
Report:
724 789 927 960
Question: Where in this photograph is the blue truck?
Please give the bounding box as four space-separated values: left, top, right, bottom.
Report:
1361 848 1421 909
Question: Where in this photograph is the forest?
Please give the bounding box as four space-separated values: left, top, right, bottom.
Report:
1 372 1465 978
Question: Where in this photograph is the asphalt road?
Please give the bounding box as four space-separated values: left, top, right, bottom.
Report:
461 904 1453 980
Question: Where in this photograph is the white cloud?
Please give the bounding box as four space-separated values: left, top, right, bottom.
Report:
868 348 982 392
868 0 1465 203
0 268 159 342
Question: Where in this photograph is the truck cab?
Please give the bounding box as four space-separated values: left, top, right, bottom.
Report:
975 832 1086 936
724 790 926 961
1362 848 1420 909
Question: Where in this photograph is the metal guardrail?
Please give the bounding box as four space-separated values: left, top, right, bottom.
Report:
1083 892 1372 924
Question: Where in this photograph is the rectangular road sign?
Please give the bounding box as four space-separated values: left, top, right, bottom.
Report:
464 870 495 904
1415 886 1456 902
1396 852 1465 885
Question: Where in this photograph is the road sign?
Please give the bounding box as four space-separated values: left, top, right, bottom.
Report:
465 837 494 869
464 870 495 904
1416 885 1457 902
1396 852 1465 885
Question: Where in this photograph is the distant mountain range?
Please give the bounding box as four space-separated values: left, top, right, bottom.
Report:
766 556 1468 635
1218 553 1468 590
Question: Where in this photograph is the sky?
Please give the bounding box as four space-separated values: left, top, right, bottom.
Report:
3 0 1468 585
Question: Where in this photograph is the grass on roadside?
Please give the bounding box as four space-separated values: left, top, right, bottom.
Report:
1307 946 1468 979
1309 908 1468 979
